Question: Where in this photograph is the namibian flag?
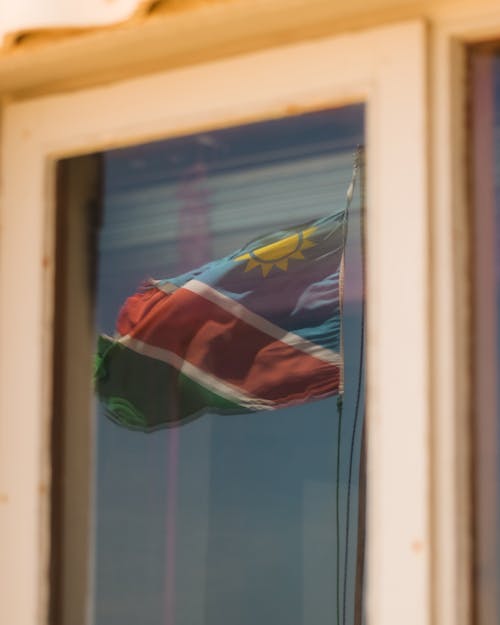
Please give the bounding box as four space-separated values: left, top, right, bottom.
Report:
95 210 347 430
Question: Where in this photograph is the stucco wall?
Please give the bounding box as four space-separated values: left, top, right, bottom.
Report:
1 0 499 98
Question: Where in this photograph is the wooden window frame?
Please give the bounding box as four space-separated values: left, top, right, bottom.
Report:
0 20 430 625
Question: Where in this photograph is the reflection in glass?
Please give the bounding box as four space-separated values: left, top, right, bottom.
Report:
95 209 347 429
92 106 365 625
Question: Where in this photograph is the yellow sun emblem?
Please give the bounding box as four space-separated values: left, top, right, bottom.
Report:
235 226 317 277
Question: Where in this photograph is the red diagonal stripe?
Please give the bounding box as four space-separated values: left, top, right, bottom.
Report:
117 287 340 404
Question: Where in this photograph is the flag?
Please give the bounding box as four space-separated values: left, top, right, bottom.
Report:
94 210 347 431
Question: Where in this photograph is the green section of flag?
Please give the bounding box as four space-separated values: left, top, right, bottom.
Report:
95 335 249 431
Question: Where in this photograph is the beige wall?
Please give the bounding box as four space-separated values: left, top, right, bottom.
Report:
0 0 499 98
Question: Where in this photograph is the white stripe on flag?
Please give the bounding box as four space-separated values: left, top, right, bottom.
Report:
184 279 342 366
117 334 275 411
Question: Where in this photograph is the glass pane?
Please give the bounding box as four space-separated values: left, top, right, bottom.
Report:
470 45 500 625
61 106 365 625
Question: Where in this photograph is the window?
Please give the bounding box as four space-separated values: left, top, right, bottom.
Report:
54 106 366 625
0 21 429 625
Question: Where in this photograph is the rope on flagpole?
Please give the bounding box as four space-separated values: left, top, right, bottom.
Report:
335 147 361 625
341 146 366 625
336 392 343 625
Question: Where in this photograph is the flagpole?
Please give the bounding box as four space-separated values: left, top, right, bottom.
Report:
335 147 363 625
340 146 366 625
352 146 367 625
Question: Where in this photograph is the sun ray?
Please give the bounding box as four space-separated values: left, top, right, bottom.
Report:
261 263 273 277
244 258 260 272
301 239 316 250
275 259 289 271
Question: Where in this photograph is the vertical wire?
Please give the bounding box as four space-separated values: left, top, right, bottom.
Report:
341 146 366 625
336 394 344 625
336 150 359 625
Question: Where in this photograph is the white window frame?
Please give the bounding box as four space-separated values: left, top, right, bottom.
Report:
0 21 430 625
